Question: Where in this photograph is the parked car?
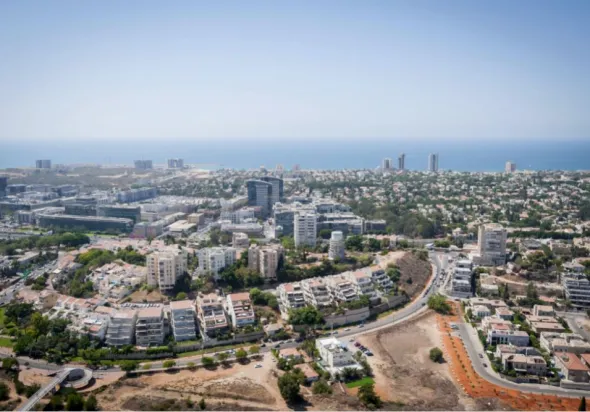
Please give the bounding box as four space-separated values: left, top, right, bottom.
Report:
354 342 361 347
255 364 262 368
345 328 351 331
260 343 266 348
366 351 373 356
479 354 484 359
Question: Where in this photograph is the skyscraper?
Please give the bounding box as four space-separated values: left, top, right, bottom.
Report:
35 159 51 169
328 231 345 261
0 176 7 198
247 179 273 218
382 158 392 171
505 161 516 173
398 153 406 170
167 158 184 169
477 223 507 266
428 153 439 172
260 176 284 206
134 160 153 170
294 211 317 247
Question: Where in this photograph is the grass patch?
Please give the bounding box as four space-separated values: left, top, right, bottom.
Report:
177 343 250 358
345 377 375 388
0 308 5 328
0 337 14 348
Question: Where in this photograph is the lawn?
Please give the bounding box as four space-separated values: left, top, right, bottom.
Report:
0 337 14 348
345 377 375 388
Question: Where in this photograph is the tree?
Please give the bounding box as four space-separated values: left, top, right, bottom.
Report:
201 356 216 368
235 348 248 362
427 294 452 314
119 360 139 373
580 396 586 412
216 352 229 365
319 229 332 239
288 306 324 326
175 292 188 301
84 395 98 411
0 382 9 401
429 347 444 363
66 393 85 411
249 345 260 355
163 360 176 369
278 372 302 403
312 379 332 394
187 361 196 369
357 383 382 410
199 397 206 410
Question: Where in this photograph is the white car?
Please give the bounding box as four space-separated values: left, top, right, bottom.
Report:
255 364 262 368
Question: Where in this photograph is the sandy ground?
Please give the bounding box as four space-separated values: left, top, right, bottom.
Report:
94 354 288 411
357 311 476 411
126 289 166 303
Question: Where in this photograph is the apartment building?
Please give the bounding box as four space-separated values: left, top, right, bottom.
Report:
301 278 333 307
487 328 530 347
248 244 284 282
371 269 394 291
277 282 306 319
196 293 229 337
316 337 362 373
226 292 256 327
232 232 249 248
146 248 188 291
540 332 590 355
326 274 358 303
553 353 590 383
348 271 379 301
135 306 165 347
196 247 236 279
170 300 197 342
294 211 317 247
328 231 345 261
106 310 137 346
562 272 590 307
503 354 547 376
475 223 507 266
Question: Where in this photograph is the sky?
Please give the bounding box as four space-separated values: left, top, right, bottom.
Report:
0 0 589 142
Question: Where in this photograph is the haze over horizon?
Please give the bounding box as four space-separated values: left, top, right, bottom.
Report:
1 0 589 142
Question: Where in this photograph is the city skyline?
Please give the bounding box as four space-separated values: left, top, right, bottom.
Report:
1 0 589 141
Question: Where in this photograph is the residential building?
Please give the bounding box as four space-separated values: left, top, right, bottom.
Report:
196 247 236 279
468 297 509 311
562 272 590 307
226 292 256 327
105 310 137 346
187 212 205 226
220 207 256 223
277 282 306 319
540 332 590 355
134 160 153 170
294 211 317 247
327 274 358 303
35 159 52 169
451 264 473 297
505 161 516 173
170 300 197 342
398 153 405 170
533 305 555 317
116 187 157 203
371 269 394 291
487 328 530 346
301 278 333 307
503 354 547 376
553 353 590 383
531 322 566 334
196 293 229 337
472 305 491 318
135 306 165 347
298 363 320 383
348 270 379 301
146 248 188 292
496 307 514 320
316 337 362 373
428 153 439 172
97 205 141 223
475 223 507 266
232 232 249 248
328 231 345 261
167 158 184 169
248 244 283 282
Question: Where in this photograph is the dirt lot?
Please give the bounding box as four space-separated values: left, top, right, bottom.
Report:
126 289 166 303
94 355 288 411
393 252 432 298
356 310 486 411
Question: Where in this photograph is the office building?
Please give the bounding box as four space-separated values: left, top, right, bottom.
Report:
382 158 392 171
428 153 439 172
246 179 273 218
273 202 315 236
36 214 134 232
505 161 516 173
226 292 256 327
294 211 317 247
328 231 345 261
167 158 184 169
261 176 284 206
475 223 507 266
106 310 137 346
97 205 141 223
64 203 97 216
6 184 26 195
116 187 157 203
196 292 229 337
0 177 7 198
220 207 256 223
135 306 165 347
146 249 188 292
277 282 306 319
196 247 236 279
134 160 153 170
170 300 197 342
398 153 406 170
35 159 52 169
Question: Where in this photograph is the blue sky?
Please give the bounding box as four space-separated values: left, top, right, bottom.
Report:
0 0 589 141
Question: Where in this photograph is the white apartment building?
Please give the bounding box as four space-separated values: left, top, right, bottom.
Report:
505 161 516 173
248 244 283 282
301 278 333 307
146 248 188 292
277 282 306 319
196 293 229 337
328 231 345 261
106 310 137 346
220 208 256 224
226 292 256 327
135 306 165 347
326 274 358 303
451 264 473 298
371 269 394 291
475 223 507 266
562 272 590 307
294 211 317 247
316 337 362 373
348 270 379 301
540 332 590 355
196 247 236 279
170 300 197 342
232 232 249 248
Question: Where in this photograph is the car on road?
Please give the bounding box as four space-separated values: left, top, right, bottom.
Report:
354 342 361 347
349 338 355 342
365 351 373 356
358 324 365 328
274 343 281 349
479 354 484 359
255 364 262 368
260 343 266 347
483 363 487 368
345 328 351 331
332 331 338 335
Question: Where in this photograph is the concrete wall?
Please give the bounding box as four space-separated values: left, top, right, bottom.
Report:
324 307 371 328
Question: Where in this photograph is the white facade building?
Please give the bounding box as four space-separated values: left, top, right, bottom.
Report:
316 337 362 373
135 306 165 347
170 300 197 342
277 282 306 319
328 231 345 261
196 293 229 337
475 223 507 266
106 310 137 346
294 211 317 247
146 248 188 292
301 278 333 307
196 247 236 279
226 292 256 327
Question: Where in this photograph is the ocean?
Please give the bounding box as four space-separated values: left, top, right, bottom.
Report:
1 139 589 172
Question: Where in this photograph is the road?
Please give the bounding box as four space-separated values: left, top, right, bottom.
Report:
18 370 70 412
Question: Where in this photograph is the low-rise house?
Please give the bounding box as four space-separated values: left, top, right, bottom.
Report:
468 297 508 310
503 354 547 376
487 327 529 346
495 307 514 321
279 347 303 361
226 292 256 327
553 352 590 383
530 322 566 334
472 305 491 318
298 363 320 384
481 316 513 333
533 304 555 317
540 332 590 354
